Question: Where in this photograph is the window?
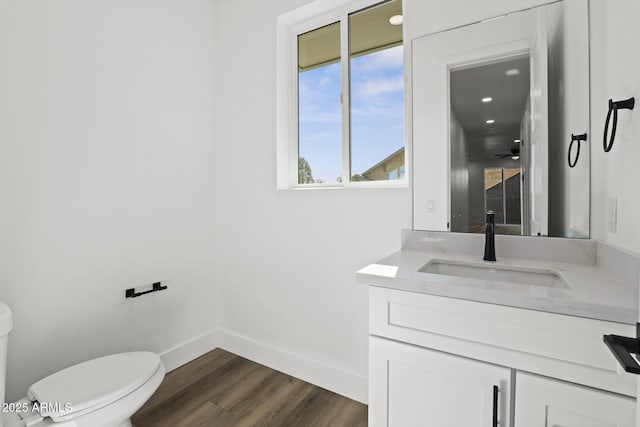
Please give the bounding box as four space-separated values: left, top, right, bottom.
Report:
484 168 522 227
277 0 405 188
298 22 342 184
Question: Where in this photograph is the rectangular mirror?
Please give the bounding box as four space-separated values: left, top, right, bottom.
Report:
412 0 590 238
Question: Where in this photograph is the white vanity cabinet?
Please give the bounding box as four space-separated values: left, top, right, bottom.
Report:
370 337 510 427
369 286 637 426
514 372 635 427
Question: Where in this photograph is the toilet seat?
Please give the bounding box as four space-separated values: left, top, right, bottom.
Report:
26 352 161 423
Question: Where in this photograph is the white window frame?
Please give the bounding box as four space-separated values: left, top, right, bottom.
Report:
276 0 408 190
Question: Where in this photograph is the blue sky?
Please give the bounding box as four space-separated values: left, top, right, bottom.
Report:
298 45 404 183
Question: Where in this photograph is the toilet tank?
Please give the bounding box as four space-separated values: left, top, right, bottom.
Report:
0 301 12 406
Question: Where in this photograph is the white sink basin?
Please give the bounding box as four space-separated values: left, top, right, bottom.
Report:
419 259 569 289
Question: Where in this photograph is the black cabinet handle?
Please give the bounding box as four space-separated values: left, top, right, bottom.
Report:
603 97 635 153
603 334 640 374
492 385 499 427
568 133 587 168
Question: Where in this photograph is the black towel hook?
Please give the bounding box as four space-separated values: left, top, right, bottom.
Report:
568 133 587 168
603 97 635 153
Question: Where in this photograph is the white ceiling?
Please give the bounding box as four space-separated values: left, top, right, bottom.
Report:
450 56 530 160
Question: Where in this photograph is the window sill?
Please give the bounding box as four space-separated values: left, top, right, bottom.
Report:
279 180 409 191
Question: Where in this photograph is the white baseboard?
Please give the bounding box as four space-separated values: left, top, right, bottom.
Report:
217 328 368 404
156 328 368 404
159 330 218 373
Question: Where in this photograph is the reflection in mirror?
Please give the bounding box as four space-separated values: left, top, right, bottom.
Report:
450 56 530 235
411 0 590 238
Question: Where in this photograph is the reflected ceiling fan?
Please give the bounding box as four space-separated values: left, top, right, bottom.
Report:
494 146 520 160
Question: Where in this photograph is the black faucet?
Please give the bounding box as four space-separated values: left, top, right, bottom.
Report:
483 211 496 262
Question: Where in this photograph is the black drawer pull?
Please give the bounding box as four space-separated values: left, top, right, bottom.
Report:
492 385 498 427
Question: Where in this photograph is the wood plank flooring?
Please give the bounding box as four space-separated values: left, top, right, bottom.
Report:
132 349 367 427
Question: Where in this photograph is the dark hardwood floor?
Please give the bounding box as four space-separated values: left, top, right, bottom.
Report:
132 349 368 427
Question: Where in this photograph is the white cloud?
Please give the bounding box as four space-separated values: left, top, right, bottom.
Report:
298 62 341 118
299 130 341 143
351 103 403 119
355 75 404 98
299 109 341 123
299 81 311 97
356 46 403 72
319 76 333 87
325 62 341 74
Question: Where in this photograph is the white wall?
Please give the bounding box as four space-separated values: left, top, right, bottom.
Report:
590 0 640 254
214 0 411 402
0 0 218 401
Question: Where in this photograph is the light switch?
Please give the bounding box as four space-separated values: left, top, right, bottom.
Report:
427 200 435 212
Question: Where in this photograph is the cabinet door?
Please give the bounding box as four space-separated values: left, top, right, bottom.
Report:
370 336 511 427
515 372 636 426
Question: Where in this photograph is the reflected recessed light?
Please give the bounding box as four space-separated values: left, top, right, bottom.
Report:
514 139 521 143
389 15 403 26
506 69 520 76
482 97 493 103
512 155 520 160
486 119 495 124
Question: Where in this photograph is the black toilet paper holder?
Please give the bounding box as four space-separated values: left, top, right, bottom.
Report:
125 282 168 298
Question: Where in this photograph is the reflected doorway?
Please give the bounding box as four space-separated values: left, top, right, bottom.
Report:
449 54 533 235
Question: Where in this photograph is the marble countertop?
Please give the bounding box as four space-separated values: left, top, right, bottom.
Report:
357 248 638 325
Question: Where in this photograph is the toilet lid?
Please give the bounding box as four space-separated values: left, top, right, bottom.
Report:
27 351 161 421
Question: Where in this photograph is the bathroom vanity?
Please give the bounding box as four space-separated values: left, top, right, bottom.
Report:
360 0 640 424
356 0 640 421
357 231 639 426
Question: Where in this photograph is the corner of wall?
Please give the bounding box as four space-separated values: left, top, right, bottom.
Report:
159 330 220 373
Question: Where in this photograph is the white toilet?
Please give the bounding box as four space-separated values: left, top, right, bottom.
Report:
0 301 165 427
